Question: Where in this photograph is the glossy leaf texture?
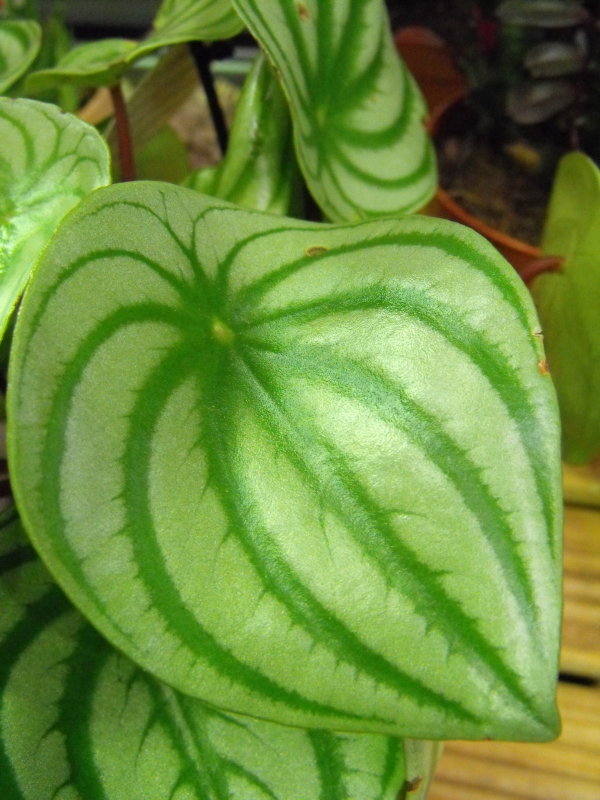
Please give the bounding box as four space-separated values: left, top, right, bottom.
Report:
26 0 242 92
531 152 600 464
185 52 301 216
0 98 110 338
231 0 437 221
0 506 439 800
0 20 41 95
8 183 562 742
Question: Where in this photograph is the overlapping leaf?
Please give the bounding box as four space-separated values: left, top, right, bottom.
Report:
0 506 439 800
8 182 562 742
186 52 301 216
531 152 600 464
0 98 110 338
232 0 437 221
26 0 242 92
0 20 41 95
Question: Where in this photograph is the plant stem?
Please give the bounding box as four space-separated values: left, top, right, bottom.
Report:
110 83 136 182
189 41 229 157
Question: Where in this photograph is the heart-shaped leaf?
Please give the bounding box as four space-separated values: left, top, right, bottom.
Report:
531 152 600 464
8 182 562 742
231 0 437 221
26 0 243 93
0 505 440 800
0 20 41 95
0 97 110 338
186 52 301 216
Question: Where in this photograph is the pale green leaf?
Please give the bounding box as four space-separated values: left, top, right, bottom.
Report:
8 182 562 742
25 38 138 92
532 152 600 464
0 20 41 95
141 0 244 54
185 52 301 216
0 98 110 338
0 507 426 800
231 0 437 221
26 0 243 92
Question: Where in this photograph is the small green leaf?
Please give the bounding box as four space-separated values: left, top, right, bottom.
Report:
0 98 110 338
0 20 41 95
532 152 600 463
141 0 244 54
26 0 243 93
25 38 138 92
0 508 423 800
186 52 301 216
8 183 562 742
231 0 437 221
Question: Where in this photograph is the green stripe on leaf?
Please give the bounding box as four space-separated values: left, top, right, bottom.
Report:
0 20 41 94
231 0 437 220
0 508 416 800
0 98 110 338
8 183 562 742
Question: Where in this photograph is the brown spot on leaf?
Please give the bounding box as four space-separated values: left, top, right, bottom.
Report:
538 359 550 375
306 245 329 256
297 2 309 21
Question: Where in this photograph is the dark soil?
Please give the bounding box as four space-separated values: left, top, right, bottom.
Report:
436 132 551 246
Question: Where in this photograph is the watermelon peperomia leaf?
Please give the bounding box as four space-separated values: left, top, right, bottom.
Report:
26 0 242 93
531 152 600 464
140 0 244 55
231 0 437 221
185 52 301 216
25 38 138 92
0 97 110 339
0 20 41 95
8 182 562 742
0 505 439 800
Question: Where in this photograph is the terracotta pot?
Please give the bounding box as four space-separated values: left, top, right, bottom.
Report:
395 27 543 276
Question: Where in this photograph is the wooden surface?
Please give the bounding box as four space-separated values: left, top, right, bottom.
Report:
429 505 600 799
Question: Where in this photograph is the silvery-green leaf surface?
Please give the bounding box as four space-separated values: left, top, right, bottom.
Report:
0 506 431 800
186 52 301 216
0 98 110 338
8 182 562 742
26 0 242 92
531 152 600 464
496 1 588 27
524 42 585 78
231 0 436 221
0 20 41 94
506 80 576 124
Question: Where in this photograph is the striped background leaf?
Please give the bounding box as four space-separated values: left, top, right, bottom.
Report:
231 0 437 221
0 98 110 338
532 152 600 464
8 183 562 742
185 52 301 216
0 506 439 800
0 20 41 95
26 0 242 92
